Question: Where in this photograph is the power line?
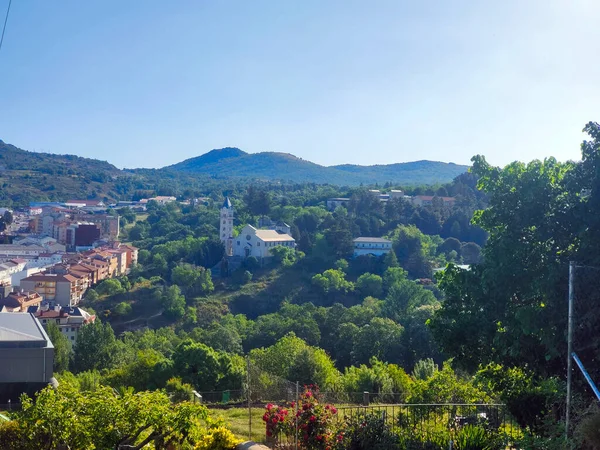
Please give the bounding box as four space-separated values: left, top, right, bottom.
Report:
0 0 12 54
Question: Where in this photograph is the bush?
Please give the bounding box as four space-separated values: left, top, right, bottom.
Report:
454 425 491 450
165 377 194 403
194 425 240 450
340 412 399 450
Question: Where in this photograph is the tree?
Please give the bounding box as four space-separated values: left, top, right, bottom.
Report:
113 302 132 317
460 242 481 264
352 318 404 365
7 381 210 450
356 273 383 299
383 249 399 269
324 217 354 259
438 237 461 256
430 127 600 379
270 245 298 267
161 286 186 320
72 321 117 373
95 278 124 297
172 340 241 391
383 279 437 322
311 269 354 295
46 322 71 372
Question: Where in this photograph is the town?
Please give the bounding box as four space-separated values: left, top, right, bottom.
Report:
0 199 138 345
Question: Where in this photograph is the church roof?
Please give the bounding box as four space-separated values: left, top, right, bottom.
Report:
222 197 232 209
254 229 295 242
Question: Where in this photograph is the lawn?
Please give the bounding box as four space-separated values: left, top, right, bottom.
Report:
211 406 266 443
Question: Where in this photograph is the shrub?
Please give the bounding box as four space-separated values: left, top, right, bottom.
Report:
262 403 291 440
454 425 491 450
340 412 399 450
194 425 240 450
295 385 338 450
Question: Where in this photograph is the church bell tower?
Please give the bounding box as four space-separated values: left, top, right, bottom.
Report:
220 197 234 256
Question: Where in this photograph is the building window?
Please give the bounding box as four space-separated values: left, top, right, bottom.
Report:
257 242 260 246
237 241 240 245
71 336 75 340
71 327 75 332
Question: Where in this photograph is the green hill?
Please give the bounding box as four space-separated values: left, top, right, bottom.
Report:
0 139 469 206
0 140 132 206
169 148 468 185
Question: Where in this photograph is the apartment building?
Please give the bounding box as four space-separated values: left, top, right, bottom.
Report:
0 291 43 312
20 273 86 307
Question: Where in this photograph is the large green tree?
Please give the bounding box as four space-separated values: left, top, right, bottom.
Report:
430 122 600 382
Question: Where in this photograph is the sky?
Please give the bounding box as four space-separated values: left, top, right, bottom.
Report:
0 0 599 169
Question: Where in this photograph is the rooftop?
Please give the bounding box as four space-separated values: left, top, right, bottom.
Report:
0 313 52 348
353 237 393 243
253 228 295 242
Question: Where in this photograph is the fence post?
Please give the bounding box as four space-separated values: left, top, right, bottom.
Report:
449 440 453 450
246 356 251 441
363 391 369 406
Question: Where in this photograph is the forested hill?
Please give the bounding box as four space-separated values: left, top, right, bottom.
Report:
0 139 468 206
169 148 469 185
0 140 131 206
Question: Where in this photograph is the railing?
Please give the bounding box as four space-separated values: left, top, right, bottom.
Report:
272 403 518 450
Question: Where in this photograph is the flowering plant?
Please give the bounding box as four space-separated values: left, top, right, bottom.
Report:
262 402 290 440
295 385 338 450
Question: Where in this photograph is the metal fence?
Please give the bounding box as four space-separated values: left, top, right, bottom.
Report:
271 404 518 450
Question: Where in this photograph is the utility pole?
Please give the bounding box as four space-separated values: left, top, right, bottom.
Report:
565 261 575 439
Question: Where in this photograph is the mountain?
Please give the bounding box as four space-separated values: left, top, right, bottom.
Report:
0 140 469 207
169 148 469 185
0 140 135 207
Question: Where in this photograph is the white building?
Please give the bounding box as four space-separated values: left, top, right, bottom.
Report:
0 245 46 261
233 225 295 259
13 235 66 253
32 306 96 344
220 197 234 256
0 259 27 285
353 237 393 257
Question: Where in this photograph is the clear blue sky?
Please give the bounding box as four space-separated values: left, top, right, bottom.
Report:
0 0 598 169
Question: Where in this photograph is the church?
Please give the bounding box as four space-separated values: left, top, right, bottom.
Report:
220 197 296 260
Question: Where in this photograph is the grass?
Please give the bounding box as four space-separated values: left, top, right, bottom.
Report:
211 406 265 443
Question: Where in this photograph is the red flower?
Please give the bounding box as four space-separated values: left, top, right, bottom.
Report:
309 415 316 422
266 403 274 410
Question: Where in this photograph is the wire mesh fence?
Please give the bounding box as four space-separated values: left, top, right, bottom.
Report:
199 359 522 449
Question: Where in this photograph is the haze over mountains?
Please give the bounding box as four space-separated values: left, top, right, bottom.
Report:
0 139 468 205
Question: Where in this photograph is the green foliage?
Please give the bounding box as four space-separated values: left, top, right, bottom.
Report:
250 333 340 390
412 358 438 380
172 340 243 391
95 278 125 296
341 412 399 450
72 321 118 373
4 380 212 450
356 273 383 299
165 377 194 403
45 322 71 373
454 425 492 450
475 363 561 432
113 301 132 317
270 245 300 266
161 285 186 320
312 269 354 295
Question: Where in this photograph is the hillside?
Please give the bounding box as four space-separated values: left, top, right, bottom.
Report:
169 148 468 185
0 139 469 206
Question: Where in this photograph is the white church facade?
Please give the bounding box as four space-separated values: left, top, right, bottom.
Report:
220 197 296 260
